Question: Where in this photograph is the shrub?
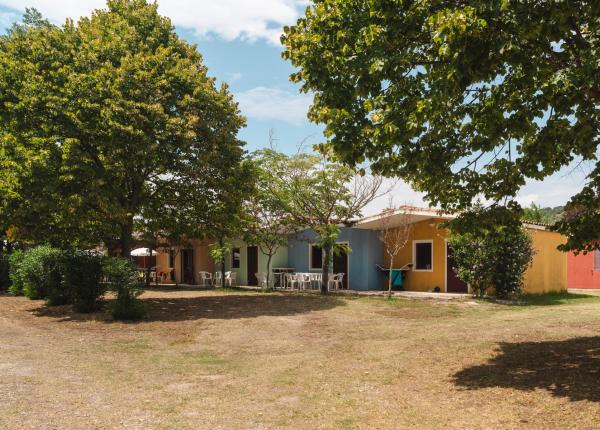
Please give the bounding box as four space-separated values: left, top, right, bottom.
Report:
0 253 10 291
449 225 535 299
490 228 535 298
8 250 26 296
103 257 145 320
63 251 106 312
19 246 64 301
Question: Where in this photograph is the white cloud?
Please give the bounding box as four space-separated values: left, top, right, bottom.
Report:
235 86 312 125
0 0 305 44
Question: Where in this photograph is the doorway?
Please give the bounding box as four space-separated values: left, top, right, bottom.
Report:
247 246 258 286
446 243 468 293
181 249 194 284
333 247 349 289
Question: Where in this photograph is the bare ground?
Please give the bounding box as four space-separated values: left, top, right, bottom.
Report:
1 289 600 429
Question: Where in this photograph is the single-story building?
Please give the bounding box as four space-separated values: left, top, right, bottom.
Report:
355 207 567 294
568 249 600 289
287 227 383 291
149 206 569 294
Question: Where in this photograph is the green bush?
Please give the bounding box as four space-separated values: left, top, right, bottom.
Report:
449 221 534 299
0 253 10 291
19 246 64 301
8 250 26 296
103 257 145 321
63 251 106 312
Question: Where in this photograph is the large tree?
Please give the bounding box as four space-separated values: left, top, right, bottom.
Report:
0 1 246 255
282 1 599 248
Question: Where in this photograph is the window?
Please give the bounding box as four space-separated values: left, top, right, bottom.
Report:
595 250 600 270
309 245 323 270
414 241 433 271
232 247 241 269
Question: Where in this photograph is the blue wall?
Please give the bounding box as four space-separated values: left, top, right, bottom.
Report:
287 227 384 291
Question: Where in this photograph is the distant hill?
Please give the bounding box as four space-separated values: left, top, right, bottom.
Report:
522 204 564 224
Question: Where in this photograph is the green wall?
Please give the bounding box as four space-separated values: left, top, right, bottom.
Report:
224 239 288 286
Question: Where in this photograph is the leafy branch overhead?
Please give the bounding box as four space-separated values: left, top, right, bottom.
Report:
282 1 599 249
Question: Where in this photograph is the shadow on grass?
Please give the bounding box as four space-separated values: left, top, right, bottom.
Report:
143 285 256 294
33 293 345 323
453 336 600 402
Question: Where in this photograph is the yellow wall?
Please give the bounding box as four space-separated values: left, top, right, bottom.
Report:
383 218 448 292
382 219 567 294
523 229 567 293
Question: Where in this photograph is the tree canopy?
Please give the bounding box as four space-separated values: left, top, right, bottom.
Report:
282 1 599 248
0 1 248 255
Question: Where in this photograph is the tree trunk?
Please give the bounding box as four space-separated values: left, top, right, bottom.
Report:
120 217 134 258
266 253 273 291
220 237 226 288
321 246 331 295
388 254 394 298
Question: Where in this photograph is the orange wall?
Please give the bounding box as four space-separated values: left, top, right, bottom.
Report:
568 251 600 289
155 240 215 284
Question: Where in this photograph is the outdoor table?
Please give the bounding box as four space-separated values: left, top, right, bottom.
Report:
272 268 295 289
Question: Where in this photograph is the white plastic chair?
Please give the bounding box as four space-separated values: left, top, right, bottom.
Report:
328 273 344 291
297 273 312 290
309 273 322 290
225 271 236 287
286 273 298 290
255 272 268 289
198 271 213 287
214 271 222 287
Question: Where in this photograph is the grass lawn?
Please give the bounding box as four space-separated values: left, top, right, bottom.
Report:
1 289 600 429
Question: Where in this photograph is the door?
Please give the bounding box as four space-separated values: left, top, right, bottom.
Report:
181 249 194 284
333 248 349 289
247 246 258 286
446 243 468 293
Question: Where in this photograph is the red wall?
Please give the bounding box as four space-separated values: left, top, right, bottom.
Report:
568 251 600 289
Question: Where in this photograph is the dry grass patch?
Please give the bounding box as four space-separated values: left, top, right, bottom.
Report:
1 289 600 429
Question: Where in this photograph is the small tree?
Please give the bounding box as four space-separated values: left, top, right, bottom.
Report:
272 151 384 294
209 239 232 287
378 204 414 297
245 149 299 289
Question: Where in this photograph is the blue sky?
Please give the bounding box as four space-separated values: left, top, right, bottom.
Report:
0 0 590 212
